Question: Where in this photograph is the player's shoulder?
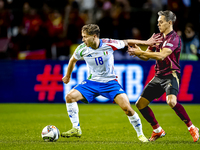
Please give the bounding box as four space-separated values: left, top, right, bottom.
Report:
101 38 120 44
75 43 87 53
164 31 181 48
169 30 180 40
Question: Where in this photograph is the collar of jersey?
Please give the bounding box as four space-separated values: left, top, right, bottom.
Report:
89 39 103 49
166 30 174 37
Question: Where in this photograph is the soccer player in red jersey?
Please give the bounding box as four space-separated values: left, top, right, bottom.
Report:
127 10 199 142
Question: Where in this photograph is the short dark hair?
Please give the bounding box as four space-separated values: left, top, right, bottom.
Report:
158 10 176 24
82 24 100 37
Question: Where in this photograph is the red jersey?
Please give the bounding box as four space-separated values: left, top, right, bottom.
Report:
148 30 181 76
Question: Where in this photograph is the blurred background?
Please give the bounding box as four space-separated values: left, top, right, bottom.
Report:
0 0 200 60
0 0 200 103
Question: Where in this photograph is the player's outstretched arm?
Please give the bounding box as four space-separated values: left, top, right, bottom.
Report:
124 33 162 46
128 44 172 61
127 45 150 61
62 56 78 84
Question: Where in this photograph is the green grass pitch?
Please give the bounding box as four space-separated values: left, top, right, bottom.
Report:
0 103 200 150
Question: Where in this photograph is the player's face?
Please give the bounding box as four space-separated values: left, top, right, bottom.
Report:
82 31 95 47
157 16 171 33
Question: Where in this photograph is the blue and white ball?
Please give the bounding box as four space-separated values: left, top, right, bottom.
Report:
41 125 60 142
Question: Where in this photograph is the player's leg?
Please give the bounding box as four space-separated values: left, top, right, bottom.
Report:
136 97 166 141
65 88 85 129
61 89 85 138
136 77 166 141
165 72 199 142
62 80 100 138
114 93 148 142
167 95 199 142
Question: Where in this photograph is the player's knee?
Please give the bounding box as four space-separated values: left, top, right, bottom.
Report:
135 100 143 110
167 100 177 108
135 100 140 109
65 93 74 103
166 95 177 108
135 97 149 110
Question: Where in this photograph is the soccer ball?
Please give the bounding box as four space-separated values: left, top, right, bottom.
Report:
41 125 60 142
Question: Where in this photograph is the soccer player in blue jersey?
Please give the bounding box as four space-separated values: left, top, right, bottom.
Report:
127 10 199 142
61 24 161 142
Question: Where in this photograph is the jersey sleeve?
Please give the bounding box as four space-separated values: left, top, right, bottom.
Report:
163 36 180 52
73 43 87 60
102 39 125 51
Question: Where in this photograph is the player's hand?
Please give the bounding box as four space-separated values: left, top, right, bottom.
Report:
147 33 163 46
62 76 70 84
127 44 142 56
